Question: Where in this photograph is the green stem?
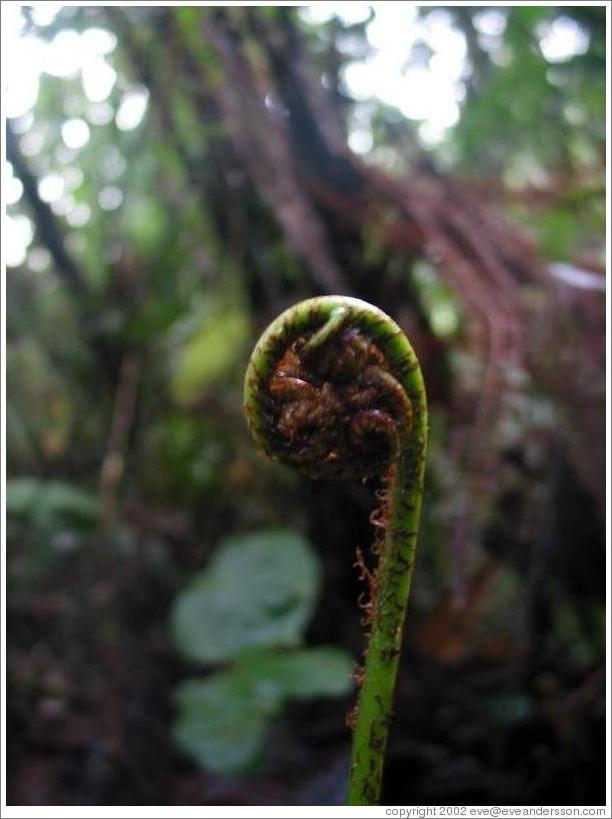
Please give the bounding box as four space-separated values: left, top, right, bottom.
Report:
244 296 428 805
347 419 426 804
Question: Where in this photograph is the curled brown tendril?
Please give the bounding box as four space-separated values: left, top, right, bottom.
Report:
262 326 412 479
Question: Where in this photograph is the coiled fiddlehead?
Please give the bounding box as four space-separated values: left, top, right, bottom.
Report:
244 296 428 805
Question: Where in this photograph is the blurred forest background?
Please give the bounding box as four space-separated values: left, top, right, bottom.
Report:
5 3 606 807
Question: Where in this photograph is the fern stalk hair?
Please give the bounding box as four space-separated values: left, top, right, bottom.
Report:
244 296 428 805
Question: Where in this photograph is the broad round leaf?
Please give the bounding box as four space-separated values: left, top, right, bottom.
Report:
171 529 321 664
173 674 280 774
236 646 354 700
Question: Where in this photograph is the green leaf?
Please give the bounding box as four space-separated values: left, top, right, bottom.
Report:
171 530 321 664
236 647 354 700
170 309 250 405
6 478 99 528
124 197 167 257
173 673 281 774
173 647 353 774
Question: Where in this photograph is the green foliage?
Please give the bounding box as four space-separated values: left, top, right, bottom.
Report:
171 530 352 774
442 7 605 175
6 477 99 583
173 673 279 775
411 262 461 339
149 414 230 500
434 6 605 261
6 477 99 530
171 530 321 664
234 647 354 700
174 647 352 774
170 307 250 406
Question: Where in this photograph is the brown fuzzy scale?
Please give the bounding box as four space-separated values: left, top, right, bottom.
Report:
354 546 381 629
352 663 366 687
345 705 359 731
261 328 411 479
